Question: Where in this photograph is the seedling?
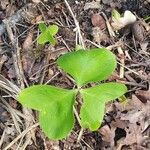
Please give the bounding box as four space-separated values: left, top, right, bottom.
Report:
37 23 58 45
18 48 127 140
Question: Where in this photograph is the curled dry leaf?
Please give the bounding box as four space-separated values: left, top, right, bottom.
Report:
22 31 35 75
131 21 145 42
99 125 115 145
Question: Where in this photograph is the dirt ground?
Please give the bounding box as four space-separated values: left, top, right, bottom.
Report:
0 0 150 149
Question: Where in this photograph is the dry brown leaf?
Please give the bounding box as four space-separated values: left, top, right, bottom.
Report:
135 88 150 102
131 21 145 42
23 31 33 51
91 14 106 30
99 125 115 144
31 15 42 24
22 31 36 75
119 124 145 147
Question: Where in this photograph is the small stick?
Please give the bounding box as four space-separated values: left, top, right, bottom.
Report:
3 123 39 150
64 0 85 48
117 47 125 78
4 19 34 149
0 128 6 148
101 12 115 37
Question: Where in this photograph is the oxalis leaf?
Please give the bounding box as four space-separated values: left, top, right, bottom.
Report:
80 82 127 130
18 85 77 139
57 48 117 87
37 24 58 45
18 48 127 140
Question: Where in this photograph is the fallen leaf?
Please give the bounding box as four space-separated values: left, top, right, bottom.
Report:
135 89 150 102
31 15 42 24
23 31 33 51
91 14 106 30
99 125 115 144
131 21 145 42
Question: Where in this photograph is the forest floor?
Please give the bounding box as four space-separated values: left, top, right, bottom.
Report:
0 0 150 149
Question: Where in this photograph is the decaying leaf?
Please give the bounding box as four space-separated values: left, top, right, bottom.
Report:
106 94 150 149
23 31 33 51
135 88 150 102
22 31 35 75
91 14 106 30
99 125 115 144
131 21 145 42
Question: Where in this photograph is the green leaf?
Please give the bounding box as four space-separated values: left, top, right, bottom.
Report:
80 82 127 130
37 30 50 45
18 85 77 139
39 23 47 32
18 85 76 111
37 24 58 45
48 34 57 45
39 102 74 140
57 48 117 87
48 25 59 36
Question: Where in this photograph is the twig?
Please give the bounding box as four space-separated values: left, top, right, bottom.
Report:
4 19 34 149
117 61 147 80
45 71 60 85
117 47 125 78
0 128 6 148
3 123 39 150
101 12 115 37
64 0 85 48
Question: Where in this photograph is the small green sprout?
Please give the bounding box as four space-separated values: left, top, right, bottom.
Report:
18 48 127 140
112 9 121 22
37 23 58 45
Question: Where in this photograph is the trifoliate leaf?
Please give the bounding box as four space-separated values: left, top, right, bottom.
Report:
80 82 127 130
57 48 116 87
37 24 58 45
